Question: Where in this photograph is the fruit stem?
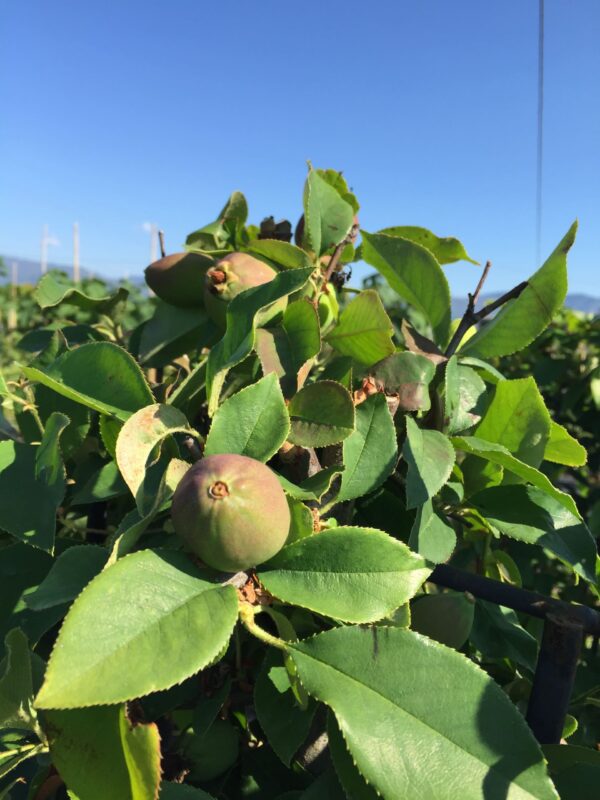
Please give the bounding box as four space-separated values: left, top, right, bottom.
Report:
238 602 287 651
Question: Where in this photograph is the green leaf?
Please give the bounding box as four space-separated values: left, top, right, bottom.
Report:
471 485 597 583
378 226 478 265
206 267 312 414
108 459 190 562
444 357 487 434
0 629 37 731
26 546 109 610
303 168 354 255
247 240 312 270
71 460 127 505
452 436 580 518
259 527 430 623
115 404 196 514
24 342 153 422
403 417 455 509
46 705 161 800
138 301 217 365
289 626 557 800
461 222 577 358
543 421 587 467
35 411 69 487
470 601 538 671
326 290 395 366
0 743 44 781
255 299 321 397
475 377 551 468
34 273 128 312
288 381 355 447
35 550 239 709
408 500 457 563
254 650 316 766
361 230 452 345
370 351 436 412
36 384 90 457
410 592 475 649
205 373 289 462
285 497 315 544
160 783 215 799
552 764 600 800
277 466 344 502
337 393 398 503
327 712 379 800
0 441 64 552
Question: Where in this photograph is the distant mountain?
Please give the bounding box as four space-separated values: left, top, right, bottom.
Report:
0 256 97 285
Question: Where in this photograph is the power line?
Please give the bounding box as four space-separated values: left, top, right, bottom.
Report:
536 0 545 265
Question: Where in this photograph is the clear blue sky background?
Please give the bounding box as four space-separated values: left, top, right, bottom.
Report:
1 0 598 295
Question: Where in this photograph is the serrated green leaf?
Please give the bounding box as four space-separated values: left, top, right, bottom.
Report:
205 373 289 462
255 299 321 397
71 460 127 505
326 290 395 366
461 222 577 358
254 650 316 766
206 267 312 414
452 436 580 518
35 411 69 487
34 273 128 312
24 342 153 422
403 417 455 509
138 301 217 366
471 485 597 583
286 497 315 544
327 712 378 799
247 240 313 270
543 421 587 467
0 441 64 552
378 226 478 265
288 380 354 447
470 601 538 671
408 500 457 563
277 466 344 502
361 230 452 345
46 705 161 800
35 550 238 709
36 384 90 457
259 527 429 623
289 626 557 800
444 357 487 434
370 351 436 412
0 743 44 781
26 546 109 610
337 393 397 502
0 629 37 731
303 168 354 255
160 783 215 799
475 377 551 468
115 404 196 514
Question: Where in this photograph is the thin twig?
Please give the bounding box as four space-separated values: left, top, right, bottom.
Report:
318 222 359 296
444 260 528 358
158 229 166 258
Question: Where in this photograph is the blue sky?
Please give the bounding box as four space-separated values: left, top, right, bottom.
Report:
1 0 598 296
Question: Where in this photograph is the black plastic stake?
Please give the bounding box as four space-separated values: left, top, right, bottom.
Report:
525 614 584 745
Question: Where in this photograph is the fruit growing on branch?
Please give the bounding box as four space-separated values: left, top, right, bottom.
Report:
171 453 290 571
203 252 287 327
144 252 213 308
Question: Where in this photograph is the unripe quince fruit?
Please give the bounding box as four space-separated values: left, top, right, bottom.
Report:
203 252 287 328
171 453 290 572
144 252 213 308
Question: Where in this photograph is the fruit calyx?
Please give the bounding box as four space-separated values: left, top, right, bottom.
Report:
209 480 229 499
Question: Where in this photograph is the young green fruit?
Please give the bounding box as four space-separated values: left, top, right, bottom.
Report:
204 252 287 327
171 453 290 572
144 252 213 308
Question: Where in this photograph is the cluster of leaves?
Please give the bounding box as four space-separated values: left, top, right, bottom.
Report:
0 166 598 799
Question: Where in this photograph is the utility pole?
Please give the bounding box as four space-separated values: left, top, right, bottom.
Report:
73 222 80 283
41 224 49 274
150 223 158 263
